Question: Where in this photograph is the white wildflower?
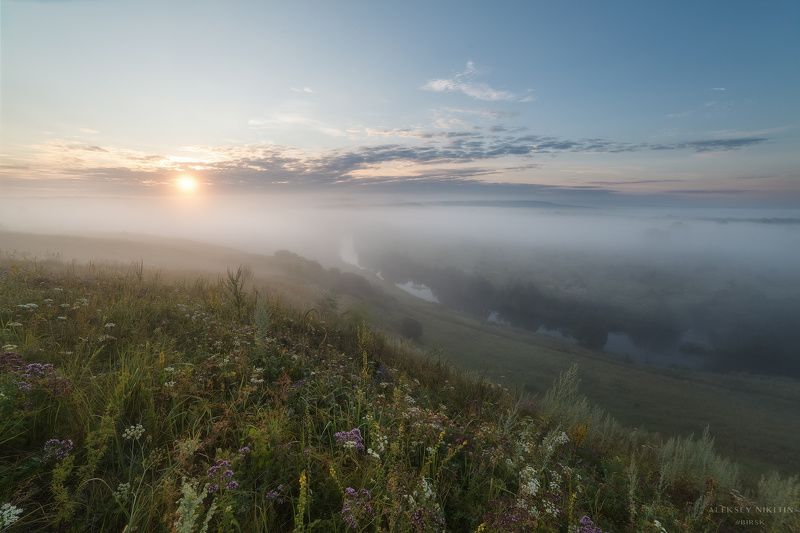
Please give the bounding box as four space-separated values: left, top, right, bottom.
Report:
122 424 145 441
113 482 131 503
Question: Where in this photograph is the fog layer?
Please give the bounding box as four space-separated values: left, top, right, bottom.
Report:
2 193 799 377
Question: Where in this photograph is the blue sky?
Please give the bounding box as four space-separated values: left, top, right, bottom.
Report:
2 0 799 204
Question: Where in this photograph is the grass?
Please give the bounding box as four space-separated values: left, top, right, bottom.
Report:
4 230 800 477
1 258 798 532
359 284 800 478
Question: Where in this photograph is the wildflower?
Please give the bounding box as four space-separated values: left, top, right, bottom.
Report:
519 466 540 497
104 322 116 329
238 445 251 456
250 367 265 384
341 488 374 529
266 484 286 503
164 380 176 388
122 424 145 440
0 503 23 529
207 459 239 492
334 428 365 452
0 352 23 372
43 438 74 460
165 366 176 373
1 344 17 352
8 322 22 328
23 362 55 378
17 303 38 311
578 515 604 533
56 316 67 321
113 482 131 503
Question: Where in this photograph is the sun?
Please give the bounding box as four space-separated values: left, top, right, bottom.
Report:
175 175 198 193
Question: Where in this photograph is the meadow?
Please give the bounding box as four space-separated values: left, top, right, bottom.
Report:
1 256 799 532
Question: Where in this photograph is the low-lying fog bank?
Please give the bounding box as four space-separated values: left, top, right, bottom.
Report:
2 193 799 377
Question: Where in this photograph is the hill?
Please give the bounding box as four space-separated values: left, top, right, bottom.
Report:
0 258 798 531
2 230 800 480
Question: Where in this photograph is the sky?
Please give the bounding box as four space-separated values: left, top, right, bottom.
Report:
1 0 800 206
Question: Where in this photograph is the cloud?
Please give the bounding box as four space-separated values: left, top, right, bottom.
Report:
290 87 314 94
711 87 727 91
671 137 767 152
78 127 99 134
4 127 771 193
422 61 533 102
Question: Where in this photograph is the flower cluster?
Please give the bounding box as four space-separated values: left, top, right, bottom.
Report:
0 503 23 529
577 515 604 533
265 484 287 503
43 438 74 460
405 478 444 532
113 482 131 503
122 424 145 441
207 459 239 492
250 367 265 384
341 487 374 529
0 354 70 395
334 428 365 452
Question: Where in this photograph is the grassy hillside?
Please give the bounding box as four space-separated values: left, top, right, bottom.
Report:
1 259 798 532
2 230 800 479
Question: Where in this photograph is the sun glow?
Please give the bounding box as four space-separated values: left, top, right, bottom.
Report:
175 175 198 193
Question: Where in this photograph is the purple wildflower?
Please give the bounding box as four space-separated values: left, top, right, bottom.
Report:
334 428 365 453
23 362 54 378
578 515 604 533
341 487 373 529
266 484 286 503
238 445 251 456
0 352 24 372
207 459 239 493
43 438 74 460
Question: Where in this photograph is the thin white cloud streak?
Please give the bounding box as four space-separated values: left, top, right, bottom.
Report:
422 61 533 102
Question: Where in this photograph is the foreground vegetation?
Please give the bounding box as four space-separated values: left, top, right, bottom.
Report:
1 259 798 531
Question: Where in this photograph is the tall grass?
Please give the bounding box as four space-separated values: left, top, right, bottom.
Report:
0 258 797 532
